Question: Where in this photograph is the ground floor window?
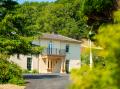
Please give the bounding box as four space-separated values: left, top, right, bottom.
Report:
27 57 32 70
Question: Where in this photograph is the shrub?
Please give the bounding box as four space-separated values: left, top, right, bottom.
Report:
32 70 39 74
22 69 39 74
69 65 117 89
22 69 29 74
70 10 120 89
0 57 25 85
9 77 25 85
81 49 105 67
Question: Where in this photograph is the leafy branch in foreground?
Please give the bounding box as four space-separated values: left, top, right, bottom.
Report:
70 10 120 89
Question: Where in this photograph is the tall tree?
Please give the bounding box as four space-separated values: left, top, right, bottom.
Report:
56 0 117 37
37 2 88 39
0 2 48 55
0 0 18 21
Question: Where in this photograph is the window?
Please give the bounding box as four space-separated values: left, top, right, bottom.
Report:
17 54 20 59
66 44 69 52
48 41 53 54
27 57 32 70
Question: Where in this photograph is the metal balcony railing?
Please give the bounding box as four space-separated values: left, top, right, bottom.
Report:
42 48 66 56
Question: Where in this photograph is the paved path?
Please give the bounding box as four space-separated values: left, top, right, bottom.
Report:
24 74 70 89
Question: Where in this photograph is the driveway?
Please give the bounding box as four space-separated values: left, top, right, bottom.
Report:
23 74 70 89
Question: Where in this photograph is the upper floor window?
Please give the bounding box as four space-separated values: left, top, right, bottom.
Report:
48 41 53 49
48 41 53 54
66 44 69 52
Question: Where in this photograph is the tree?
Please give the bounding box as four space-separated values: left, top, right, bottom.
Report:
70 10 120 89
96 10 120 87
36 1 89 39
56 0 117 38
0 0 18 21
0 1 47 84
0 2 47 55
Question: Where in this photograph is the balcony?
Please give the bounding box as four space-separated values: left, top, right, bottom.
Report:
42 48 66 56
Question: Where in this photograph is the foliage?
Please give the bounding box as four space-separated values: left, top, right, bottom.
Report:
32 69 39 74
0 1 45 85
56 0 116 33
70 65 117 89
0 0 18 21
81 48 104 67
1 0 116 42
96 10 120 87
38 0 116 39
0 56 24 85
0 1 44 55
70 10 120 89
0 0 117 52
22 69 39 74
38 1 88 39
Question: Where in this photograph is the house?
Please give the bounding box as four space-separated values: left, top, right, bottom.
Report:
10 33 81 73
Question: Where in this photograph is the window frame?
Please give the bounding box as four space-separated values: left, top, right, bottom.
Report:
66 44 69 53
27 57 32 71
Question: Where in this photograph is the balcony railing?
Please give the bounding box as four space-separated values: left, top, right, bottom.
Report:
42 48 66 56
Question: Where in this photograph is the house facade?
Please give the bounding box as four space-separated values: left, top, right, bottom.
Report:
10 33 81 73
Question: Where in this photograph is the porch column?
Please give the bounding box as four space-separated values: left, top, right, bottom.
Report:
38 56 40 73
61 58 65 73
46 57 49 72
49 59 52 72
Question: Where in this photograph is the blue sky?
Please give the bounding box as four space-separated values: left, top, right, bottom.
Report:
17 0 56 4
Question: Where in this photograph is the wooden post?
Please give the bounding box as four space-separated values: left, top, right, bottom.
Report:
46 57 49 72
61 58 65 73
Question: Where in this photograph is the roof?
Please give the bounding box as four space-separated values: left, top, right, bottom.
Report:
40 33 81 43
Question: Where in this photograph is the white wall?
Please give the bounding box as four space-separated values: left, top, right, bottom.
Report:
38 55 47 73
9 55 27 69
39 39 81 70
69 60 81 70
32 55 39 70
9 54 39 70
9 39 81 72
67 43 80 60
39 39 81 60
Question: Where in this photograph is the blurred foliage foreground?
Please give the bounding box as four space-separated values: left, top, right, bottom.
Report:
70 10 120 89
0 54 25 85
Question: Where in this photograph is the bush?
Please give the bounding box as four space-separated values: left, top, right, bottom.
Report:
22 69 39 74
22 69 29 74
69 65 117 89
81 49 105 67
70 10 120 89
32 70 39 74
9 77 25 85
0 58 25 85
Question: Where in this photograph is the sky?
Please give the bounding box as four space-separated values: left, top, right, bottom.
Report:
17 0 56 4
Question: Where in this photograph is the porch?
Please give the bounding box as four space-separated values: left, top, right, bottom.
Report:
39 48 66 73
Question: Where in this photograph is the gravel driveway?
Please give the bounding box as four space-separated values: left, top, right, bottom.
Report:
24 74 70 89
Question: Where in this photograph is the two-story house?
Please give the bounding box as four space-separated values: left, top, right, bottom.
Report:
10 33 81 73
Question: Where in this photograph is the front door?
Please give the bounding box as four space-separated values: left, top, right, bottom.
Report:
47 59 59 72
47 58 63 73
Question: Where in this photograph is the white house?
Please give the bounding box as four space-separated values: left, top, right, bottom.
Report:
10 33 81 73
